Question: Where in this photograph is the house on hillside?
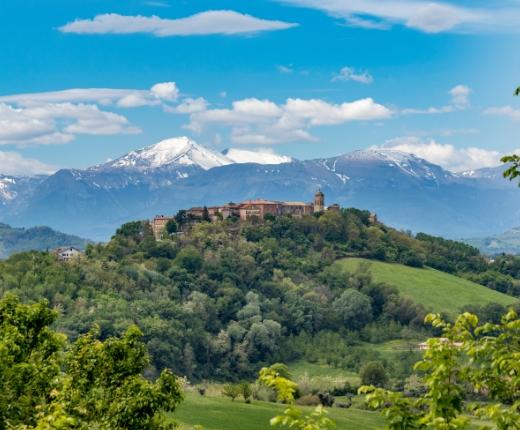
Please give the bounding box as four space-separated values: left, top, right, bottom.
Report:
53 246 84 262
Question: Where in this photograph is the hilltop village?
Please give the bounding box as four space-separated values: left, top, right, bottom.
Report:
152 191 345 239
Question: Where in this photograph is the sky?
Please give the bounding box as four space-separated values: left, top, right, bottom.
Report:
1 0 520 174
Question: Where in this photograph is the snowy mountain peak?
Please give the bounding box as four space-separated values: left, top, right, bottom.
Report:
102 137 232 171
0 176 17 203
343 148 422 163
333 148 452 181
222 148 293 165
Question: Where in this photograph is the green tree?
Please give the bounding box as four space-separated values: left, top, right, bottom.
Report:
165 219 177 235
239 382 253 403
202 206 211 222
0 295 66 429
0 295 184 430
332 289 373 329
222 384 240 401
360 361 388 388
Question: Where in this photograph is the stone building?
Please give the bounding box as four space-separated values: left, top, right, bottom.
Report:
152 215 173 239
314 190 325 213
151 191 342 238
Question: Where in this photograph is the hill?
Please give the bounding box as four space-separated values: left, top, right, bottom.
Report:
1 209 519 383
0 223 89 259
336 258 517 317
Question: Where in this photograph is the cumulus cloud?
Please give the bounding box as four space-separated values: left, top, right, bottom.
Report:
0 102 140 146
450 85 471 108
331 67 373 84
0 152 56 175
0 82 187 146
0 82 179 108
402 84 471 115
168 97 208 114
59 11 297 36
276 0 520 33
381 136 501 172
183 96 392 144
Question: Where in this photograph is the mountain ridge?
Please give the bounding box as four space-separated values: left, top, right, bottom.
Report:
0 137 517 241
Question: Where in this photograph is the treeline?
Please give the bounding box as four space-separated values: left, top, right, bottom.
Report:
0 209 518 381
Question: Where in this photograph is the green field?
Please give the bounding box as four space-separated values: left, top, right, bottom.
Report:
336 258 518 317
174 393 385 430
290 359 359 381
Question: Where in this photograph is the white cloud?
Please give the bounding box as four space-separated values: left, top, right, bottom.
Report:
331 67 373 84
0 82 185 146
402 84 471 115
277 65 294 74
150 82 179 101
0 102 139 146
0 151 56 175
59 11 298 36
169 97 208 114
0 82 179 108
183 96 392 144
483 106 520 121
277 0 520 33
450 85 471 108
381 137 501 172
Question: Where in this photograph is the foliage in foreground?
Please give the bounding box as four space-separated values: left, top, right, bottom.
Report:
258 364 336 430
361 311 520 429
0 295 183 430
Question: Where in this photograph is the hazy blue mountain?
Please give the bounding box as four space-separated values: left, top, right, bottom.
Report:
464 226 520 255
0 223 90 259
0 138 519 241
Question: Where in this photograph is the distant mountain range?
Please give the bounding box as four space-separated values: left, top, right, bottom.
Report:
464 226 520 255
0 136 518 241
0 223 89 259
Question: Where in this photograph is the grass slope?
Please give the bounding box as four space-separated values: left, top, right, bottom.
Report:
174 393 384 430
336 258 517 317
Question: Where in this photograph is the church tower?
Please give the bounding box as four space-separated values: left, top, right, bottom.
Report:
314 189 325 213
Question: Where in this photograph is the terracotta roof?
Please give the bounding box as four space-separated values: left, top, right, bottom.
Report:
282 201 311 206
240 199 279 205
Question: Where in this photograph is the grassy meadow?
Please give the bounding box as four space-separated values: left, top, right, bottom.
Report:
336 258 518 317
174 392 385 430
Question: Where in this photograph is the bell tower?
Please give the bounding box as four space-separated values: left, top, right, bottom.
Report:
314 189 325 213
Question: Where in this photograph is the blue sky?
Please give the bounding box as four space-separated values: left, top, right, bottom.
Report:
1 0 520 174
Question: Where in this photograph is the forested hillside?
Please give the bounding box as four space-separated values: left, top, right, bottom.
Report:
0 209 518 382
0 223 89 259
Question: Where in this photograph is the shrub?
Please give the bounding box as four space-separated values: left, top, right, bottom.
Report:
296 394 321 406
318 392 335 407
239 381 253 403
222 383 241 401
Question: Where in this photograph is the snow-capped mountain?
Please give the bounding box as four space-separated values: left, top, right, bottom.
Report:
458 165 504 180
222 148 293 165
0 177 17 203
328 149 454 182
0 175 47 206
99 137 232 171
1 139 520 241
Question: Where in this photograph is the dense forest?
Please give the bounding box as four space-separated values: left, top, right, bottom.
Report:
0 209 519 382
